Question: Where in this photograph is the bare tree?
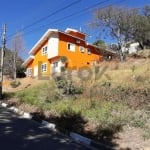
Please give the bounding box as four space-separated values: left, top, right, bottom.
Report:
9 32 26 80
91 6 138 61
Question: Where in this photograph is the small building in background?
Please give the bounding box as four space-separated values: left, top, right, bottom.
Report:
122 42 140 54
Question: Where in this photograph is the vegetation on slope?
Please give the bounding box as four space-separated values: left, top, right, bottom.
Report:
3 50 150 148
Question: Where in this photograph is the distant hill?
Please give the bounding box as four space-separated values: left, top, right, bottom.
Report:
0 47 24 78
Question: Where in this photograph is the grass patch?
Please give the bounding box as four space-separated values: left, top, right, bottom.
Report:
143 128 150 140
2 92 15 100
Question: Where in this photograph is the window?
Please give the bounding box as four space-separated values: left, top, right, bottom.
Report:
42 46 47 55
86 48 91 54
41 63 47 72
27 68 32 76
79 46 84 52
53 62 58 68
68 43 75 52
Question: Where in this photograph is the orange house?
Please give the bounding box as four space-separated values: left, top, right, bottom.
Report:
23 28 103 77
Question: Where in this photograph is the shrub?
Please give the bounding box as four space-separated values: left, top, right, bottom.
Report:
60 56 68 64
55 76 67 88
55 77 83 96
143 128 150 139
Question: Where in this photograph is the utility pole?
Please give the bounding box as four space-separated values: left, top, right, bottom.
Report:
0 24 6 99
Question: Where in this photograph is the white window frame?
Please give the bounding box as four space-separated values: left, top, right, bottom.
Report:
79 46 84 52
41 63 47 72
53 61 58 68
67 43 75 52
86 48 91 54
27 68 32 76
42 46 47 55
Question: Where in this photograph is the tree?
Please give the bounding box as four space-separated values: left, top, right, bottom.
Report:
91 6 139 61
9 32 26 80
132 6 150 49
93 40 106 49
0 48 24 78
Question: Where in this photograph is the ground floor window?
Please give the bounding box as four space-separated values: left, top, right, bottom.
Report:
27 68 32 76
53 62 58 68
41 63 47 72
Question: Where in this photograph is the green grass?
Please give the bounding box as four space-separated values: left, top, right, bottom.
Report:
15 81 149 133
143 128 150 140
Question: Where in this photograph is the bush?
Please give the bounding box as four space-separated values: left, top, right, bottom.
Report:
60 56 68 64
55 77 83 96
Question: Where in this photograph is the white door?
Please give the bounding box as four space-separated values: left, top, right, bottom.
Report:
34 66 38 77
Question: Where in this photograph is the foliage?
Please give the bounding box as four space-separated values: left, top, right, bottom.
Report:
93 40 106 49
9 32 26 80
9 57 149 143
60 56 68 64
14 76 149 143
0 48 24 78
132 6 150 49
143 128 150 139
55 76 83 96
91 5 150 61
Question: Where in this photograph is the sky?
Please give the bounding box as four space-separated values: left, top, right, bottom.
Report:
0 0 149 59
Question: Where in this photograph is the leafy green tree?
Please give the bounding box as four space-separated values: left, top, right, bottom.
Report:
93 40 106 49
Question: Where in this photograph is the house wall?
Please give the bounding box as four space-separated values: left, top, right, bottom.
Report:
58 32 101 69
129 42 139 54
25 30 102 77
47 32 59 59
27 40 51 77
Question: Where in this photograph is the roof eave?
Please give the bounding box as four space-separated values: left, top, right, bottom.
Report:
29 29 58 55
87 43 117 54
22 56 34 67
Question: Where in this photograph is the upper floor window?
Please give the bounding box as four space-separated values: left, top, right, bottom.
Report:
42 46 47 55
41 63 47 72
68 43 75 52
86 48 91 54
79 46 84 53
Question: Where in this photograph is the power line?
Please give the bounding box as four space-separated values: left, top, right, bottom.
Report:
7 0 81 39
8 0 127 42
19 0 127 37
20 0 108 34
